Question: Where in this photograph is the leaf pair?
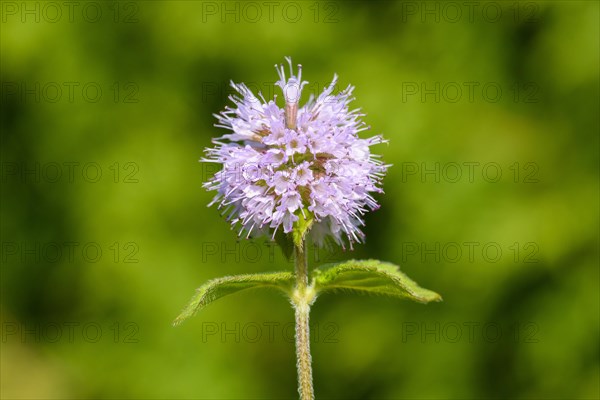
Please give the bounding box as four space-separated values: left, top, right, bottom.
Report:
173 260 441 325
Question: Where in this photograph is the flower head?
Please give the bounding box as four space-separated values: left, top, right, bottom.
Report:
203 58 388 248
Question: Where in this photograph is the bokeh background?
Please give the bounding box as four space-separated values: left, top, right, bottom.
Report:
1 1 598 399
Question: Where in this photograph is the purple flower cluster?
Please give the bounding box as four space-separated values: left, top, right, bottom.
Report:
203 58 388 248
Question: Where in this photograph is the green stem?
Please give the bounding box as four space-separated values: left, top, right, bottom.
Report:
295 239 308 290
293 239 315 400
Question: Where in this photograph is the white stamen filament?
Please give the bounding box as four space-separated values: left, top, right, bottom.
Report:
285 102 298 130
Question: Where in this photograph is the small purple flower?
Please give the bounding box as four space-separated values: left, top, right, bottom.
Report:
203 58 388 248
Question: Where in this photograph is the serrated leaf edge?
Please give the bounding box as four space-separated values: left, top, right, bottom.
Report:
312 259 442 304
173 272 295 326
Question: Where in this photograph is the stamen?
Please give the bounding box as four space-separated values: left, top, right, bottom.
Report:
285 102 298 130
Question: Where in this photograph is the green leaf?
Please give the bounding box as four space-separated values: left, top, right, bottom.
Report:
173 272 295 326
312 259 442 304
274 230 294 261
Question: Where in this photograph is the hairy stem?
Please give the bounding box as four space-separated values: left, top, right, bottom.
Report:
295 239 308 290
293 240 314 400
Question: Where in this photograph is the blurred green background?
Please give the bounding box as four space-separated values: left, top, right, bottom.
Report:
1 1 598 399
